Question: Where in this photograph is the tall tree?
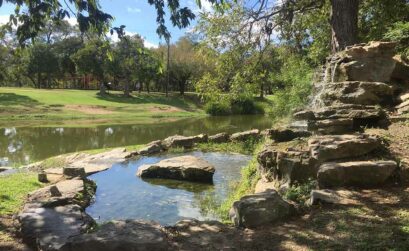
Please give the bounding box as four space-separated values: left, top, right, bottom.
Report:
330 0 359 52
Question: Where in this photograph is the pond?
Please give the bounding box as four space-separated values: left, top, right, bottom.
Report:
0 115 272 166
85 151 252 225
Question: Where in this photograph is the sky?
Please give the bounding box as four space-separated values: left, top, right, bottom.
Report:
0 0 213 48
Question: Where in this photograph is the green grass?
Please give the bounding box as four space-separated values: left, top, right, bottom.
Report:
214 141 265 222
0 172 43 215
0 87 204 126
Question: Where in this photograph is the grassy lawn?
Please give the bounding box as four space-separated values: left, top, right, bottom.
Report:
0 87 204 126
0 172 42 215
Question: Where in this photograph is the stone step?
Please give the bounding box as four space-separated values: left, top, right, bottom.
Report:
317 160 397 188
308 134 382 162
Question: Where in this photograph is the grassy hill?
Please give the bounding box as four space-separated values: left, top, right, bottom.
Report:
0 88 204 127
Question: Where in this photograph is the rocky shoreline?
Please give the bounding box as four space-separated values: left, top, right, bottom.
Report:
9 41 409 250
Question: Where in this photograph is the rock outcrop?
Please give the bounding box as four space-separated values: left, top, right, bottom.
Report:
230 129 260 141
229 190 295 228
162 134 208 149
317 160 397 188
137 155 215 183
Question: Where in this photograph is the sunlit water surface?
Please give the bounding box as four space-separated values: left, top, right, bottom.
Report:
85 151 251 225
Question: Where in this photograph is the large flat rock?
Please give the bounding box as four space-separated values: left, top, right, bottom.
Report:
321 81 393 106
308 134 381 162
136 155 215 183
28 180 84 207
317 160 397 188
60 220 169 251
18 204 93 251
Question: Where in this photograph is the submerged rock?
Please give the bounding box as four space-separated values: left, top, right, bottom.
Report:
229 190 295 228
60 220 169 251
230 129 260 141
317 160 397 188
136 155 215 183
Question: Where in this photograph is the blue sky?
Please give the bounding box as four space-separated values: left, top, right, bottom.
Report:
0 0 213 47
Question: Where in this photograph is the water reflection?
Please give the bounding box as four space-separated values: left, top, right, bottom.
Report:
0 115 272 166
86 151 251 225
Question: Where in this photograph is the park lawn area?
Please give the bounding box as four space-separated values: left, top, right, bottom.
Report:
0 87 204 126
0 172 43 215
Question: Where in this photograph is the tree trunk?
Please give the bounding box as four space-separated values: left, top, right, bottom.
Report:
124 82 130 97
99 82 106 95
259 82 264 98
330 0 359 53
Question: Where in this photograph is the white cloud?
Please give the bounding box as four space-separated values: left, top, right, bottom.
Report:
144 40 158 49
64 16 78 26
107 31 158 49
127 7 142 13
191 0 213 14
0 15 9 25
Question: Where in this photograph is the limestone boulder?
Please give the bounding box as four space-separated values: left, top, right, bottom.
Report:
162 134 207 149
399 159 409 184
310 189 362 205
60 220 169 251
308 118 354 135
136 155 215 183
258 147 317 185
208 132 230 143
308 134 381 162
321 81 393 106
264 128 311 142
229 190 295 228
18 204 93 250
317 160 397 188
137 140 163 155
28 180 85 207
392 55 409 83
333 41 397 83
230 129 260 141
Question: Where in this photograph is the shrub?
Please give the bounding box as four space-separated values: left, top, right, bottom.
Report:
230 96 265 115
204 101 231 115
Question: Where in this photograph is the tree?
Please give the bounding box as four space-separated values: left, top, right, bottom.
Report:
330 0 359 52
26 43 59 88
72 40 112 94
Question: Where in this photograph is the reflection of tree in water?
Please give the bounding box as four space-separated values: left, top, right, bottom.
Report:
0 115 272 166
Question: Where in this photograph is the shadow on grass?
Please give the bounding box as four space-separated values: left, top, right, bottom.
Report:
0 93 41 107
237 187 409 250
96 92 199 111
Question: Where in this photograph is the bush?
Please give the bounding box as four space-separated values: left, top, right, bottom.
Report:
204 96 265 116
230 96 265 115
204 101 231 115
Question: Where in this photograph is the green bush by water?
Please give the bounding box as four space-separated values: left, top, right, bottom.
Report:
204 96 265 116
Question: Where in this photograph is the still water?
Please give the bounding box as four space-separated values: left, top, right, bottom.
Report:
0 115 272 166
86 151 251 225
